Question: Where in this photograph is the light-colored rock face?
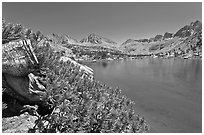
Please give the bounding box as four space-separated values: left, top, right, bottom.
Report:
59 56 94 80
2 39 48 103
2 112 38 133
65 35 79 44
2 39 38 76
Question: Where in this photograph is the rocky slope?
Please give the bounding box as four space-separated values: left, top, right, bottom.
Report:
174 20 202 38
47 33 79 45
163 32 173 40
79 33 119 49
120 20 202 56
80 33 117 45
2 112 38 133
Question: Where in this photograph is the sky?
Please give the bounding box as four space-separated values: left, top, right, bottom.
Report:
2 2 202 44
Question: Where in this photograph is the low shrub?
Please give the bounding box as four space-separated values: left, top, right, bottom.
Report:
2 19 149 133
32 45 149 133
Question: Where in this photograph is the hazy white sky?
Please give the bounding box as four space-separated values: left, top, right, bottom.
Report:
2 2 202 44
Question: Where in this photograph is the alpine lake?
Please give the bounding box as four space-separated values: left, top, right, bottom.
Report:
83 58 202 133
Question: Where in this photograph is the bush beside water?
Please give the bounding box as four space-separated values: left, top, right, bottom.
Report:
2 19 149 133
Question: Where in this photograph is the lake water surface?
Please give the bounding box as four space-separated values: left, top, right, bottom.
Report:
86 58 202 133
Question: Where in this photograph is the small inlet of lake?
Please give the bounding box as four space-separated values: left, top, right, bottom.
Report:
84 58 202 133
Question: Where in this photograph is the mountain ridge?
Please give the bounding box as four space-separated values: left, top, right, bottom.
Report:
122 20 202 45
45 20 201 57
120 20 202 56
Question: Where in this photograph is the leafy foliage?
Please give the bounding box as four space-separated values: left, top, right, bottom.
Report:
2 19 149 133
2 19 44 44
30 44 149 133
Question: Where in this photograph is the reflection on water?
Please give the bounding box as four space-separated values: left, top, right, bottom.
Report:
87 58 202 133
101 61 108 68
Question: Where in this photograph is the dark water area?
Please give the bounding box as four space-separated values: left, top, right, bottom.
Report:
85 58 202 133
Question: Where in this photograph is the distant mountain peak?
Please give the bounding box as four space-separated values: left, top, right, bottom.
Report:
80 33 117 45
190 20 202 27
174 20 202 38
121 39 135 45
163 32 173 40
47 33 79 44
89 33 98 36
